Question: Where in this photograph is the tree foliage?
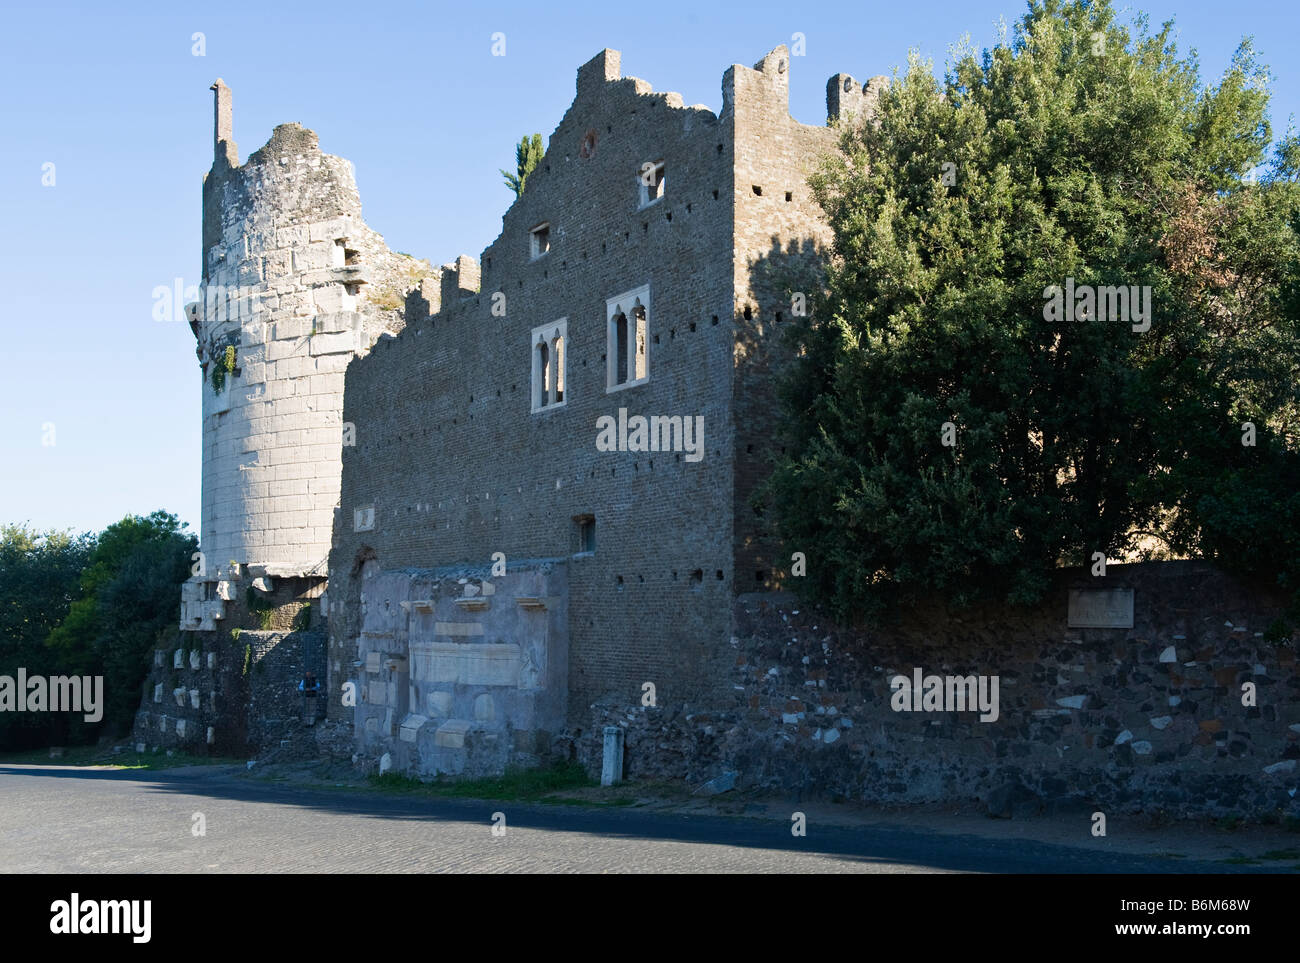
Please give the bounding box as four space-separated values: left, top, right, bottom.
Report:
0 526 94 749
501 133 545 197
763 0 1300 623
0 512 196 749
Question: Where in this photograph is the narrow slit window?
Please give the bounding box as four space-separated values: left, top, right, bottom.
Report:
574 515 596 555
632 303 647 381
614 312 629 384
552 333 564 403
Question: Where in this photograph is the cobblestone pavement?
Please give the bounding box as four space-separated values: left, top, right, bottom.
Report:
0 764 1271 873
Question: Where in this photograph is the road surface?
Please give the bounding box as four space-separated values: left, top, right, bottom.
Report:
0 763 1272 873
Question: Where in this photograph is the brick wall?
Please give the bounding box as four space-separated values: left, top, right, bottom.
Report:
330 49 756 725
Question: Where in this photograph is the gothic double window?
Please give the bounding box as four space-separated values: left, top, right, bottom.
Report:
531 320 566 411
606 285 649 391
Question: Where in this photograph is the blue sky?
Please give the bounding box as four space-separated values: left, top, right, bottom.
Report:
1 0 1296 538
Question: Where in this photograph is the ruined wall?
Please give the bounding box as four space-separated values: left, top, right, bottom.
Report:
132 638 244 753
350 564 567 776
576 562 1300 821
330 49 748 738
131 627 327 756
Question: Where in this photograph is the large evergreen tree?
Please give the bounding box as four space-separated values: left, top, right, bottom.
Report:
764 0 1300 622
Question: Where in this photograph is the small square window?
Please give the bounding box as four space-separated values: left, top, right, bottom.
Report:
530 222 550 259
638 161 665 208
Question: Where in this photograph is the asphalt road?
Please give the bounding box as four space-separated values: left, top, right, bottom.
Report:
0 763 1273 873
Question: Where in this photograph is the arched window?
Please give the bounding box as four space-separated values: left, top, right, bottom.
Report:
632 304 647 381
551 332 564 403
536 340 550 408
613 311 629 385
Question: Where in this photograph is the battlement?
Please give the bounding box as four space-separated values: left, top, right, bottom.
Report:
827 72 888 124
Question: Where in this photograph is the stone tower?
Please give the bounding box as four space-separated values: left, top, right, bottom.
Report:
180 79 426 631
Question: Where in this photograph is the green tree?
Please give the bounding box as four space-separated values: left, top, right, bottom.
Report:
501 133 545 197
0 525 94 749
763 0 1300 623
45 511 197 740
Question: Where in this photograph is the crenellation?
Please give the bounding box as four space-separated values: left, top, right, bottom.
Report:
826 72 888 125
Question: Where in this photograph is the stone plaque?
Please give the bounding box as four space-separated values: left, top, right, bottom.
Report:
1068 588 1134 628
412 641 522 687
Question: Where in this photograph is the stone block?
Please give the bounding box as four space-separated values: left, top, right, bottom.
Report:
308 331 356 356
434 720 471 749
399 714 429 742
428 691 453 717
416 642 520 687
293 242 335 272
1067 589 1134 628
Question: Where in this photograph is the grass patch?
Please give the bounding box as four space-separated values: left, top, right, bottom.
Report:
1259 848 1300 861
368 761 596 802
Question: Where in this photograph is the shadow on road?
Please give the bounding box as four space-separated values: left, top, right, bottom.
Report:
0 763 1281 874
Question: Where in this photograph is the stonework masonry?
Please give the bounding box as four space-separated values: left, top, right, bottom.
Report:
188 79 431 615
579 563 1300 821
327 46 873 772
137 47 1298 820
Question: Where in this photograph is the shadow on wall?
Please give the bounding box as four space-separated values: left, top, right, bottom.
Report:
735 234 828 594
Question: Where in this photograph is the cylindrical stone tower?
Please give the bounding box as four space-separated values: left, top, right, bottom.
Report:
180 79 422 632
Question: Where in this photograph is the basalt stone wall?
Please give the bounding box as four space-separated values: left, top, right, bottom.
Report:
132 631 248 754
131 628 326 756
246 629 328 751
571 561 1300 820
